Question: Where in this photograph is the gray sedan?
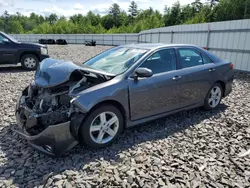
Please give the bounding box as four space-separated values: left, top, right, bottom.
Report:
15 43 234 156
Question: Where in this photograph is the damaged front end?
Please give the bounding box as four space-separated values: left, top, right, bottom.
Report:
15 59 111 156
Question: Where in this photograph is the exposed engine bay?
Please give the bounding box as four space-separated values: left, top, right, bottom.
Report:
17 69 109 136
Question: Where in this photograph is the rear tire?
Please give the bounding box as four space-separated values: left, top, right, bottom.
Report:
21 54 39 70
79 105 124 149
203 83 223 110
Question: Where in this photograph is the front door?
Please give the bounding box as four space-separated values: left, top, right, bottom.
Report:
128 48 181 121
0 34 17 64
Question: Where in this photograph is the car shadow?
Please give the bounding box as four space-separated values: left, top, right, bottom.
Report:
0 104 228 187
0 66 32 73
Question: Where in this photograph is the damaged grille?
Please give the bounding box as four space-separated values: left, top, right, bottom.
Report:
16 69 109 136
20 82 72 135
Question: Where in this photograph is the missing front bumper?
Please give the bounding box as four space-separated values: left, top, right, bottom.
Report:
14 118 78 156
14 87 86 156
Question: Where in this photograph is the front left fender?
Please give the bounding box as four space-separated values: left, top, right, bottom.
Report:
72 79 129 115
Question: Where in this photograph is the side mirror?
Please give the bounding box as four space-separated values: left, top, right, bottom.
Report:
3 38 10 44
134 67 153 79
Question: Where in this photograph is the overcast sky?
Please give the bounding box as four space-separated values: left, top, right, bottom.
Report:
0 0 205 17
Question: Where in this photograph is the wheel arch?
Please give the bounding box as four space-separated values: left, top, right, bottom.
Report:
88 100 127 126
76 100 127 146
19 51 40 62
75 100 127 140
215 80 225 96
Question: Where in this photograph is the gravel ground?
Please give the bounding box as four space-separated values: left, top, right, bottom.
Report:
0 45 250 188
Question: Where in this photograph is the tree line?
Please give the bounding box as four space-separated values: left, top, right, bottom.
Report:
0 0 249 34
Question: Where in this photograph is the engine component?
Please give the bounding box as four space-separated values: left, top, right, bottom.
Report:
37 108 69 126
18 69 105 136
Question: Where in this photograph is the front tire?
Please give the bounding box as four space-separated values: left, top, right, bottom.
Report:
79 105 124 149
21 54 39 70
203 83 223 110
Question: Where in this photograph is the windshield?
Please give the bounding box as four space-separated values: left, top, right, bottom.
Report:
84 47 148 75
2 32 19 43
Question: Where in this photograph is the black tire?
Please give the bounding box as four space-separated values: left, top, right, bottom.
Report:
56 39 67 45
203 83 223 111
38 39 47 44
21 54 39 70
79 104 124 149
47 39 55 44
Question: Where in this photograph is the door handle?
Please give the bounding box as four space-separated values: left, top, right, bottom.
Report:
209 68 215 72
172 75 182 80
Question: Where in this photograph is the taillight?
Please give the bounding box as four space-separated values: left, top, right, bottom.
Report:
230 63 234 69
203 47 208 50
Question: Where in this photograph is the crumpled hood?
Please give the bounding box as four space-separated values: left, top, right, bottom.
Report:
35 58 114 88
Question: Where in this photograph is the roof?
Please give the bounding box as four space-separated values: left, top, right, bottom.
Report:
122 43 197 50
121 43 224 63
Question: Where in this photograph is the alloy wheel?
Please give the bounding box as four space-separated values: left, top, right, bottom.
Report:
89 111 119 144
208 86 222 108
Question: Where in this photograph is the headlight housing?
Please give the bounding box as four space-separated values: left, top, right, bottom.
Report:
40 47 48 55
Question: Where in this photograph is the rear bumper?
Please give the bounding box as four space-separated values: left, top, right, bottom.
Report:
224 79 233 97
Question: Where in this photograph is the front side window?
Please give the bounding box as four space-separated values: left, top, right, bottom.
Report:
139 48 177 74
178 48 212 68
84 47 148 75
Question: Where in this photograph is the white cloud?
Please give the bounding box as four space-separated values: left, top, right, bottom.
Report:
163 0 206 7
89 3 110 15
42 5 87 17
73 3 84 10
133 0 149 3
0 0 207 17
0 0 13 7
112 0 130 11
90 3 110 10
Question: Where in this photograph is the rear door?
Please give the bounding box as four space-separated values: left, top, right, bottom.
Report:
176 47 217 108
0 34 17 64
128 48 182 121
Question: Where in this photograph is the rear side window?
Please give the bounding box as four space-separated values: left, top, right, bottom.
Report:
178 48 212 68
201 53 213 64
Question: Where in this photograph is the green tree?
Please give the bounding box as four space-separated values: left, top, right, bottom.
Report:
23 19 37 31
244 0 250 18
128 1 138 17
47 13 58 24
2 11 10 32
164 1 181 26
38 15 45 24
191 0 203 13
9 20 24 33
109 3 122 27
206 0 220 7
86 11 100 26
180 5 195 23
0 19 4 31
101 14 114 30
58 16 66 21
31 22 53 33
70 14 82 24
0 0 249 34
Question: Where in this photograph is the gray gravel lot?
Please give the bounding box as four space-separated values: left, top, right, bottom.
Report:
0 45 250 188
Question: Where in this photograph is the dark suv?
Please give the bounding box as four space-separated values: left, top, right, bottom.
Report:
0 32 49 70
